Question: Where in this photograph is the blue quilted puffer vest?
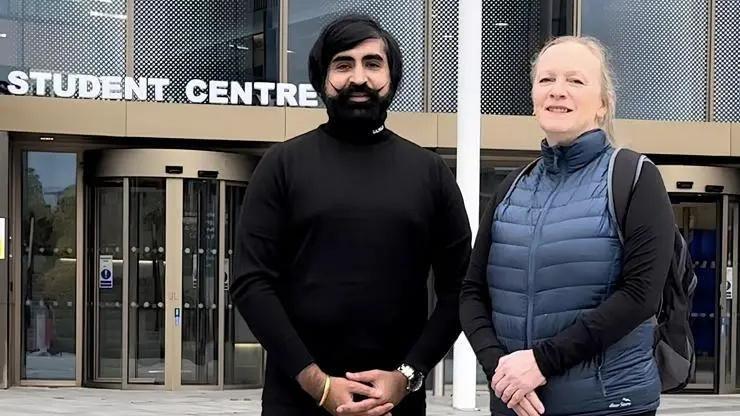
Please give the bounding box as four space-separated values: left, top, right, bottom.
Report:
487 130 660 416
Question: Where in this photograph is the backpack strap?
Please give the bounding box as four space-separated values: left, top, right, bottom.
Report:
608 148 651 244
495 157 541 207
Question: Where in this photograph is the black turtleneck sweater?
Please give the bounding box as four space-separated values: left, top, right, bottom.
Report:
232 123 471 410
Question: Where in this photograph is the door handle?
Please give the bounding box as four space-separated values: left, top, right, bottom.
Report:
192 253 198 289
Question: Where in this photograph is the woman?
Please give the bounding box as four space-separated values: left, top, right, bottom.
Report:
460 36 675 416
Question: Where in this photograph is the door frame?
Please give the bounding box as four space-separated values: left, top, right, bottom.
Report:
86 178 125 386
7 139 260 389
660 164 740 394
164 178 183 391
177 178 225 390
10 142 85 387
670 194 722 393
0 132 9 390
719 195 739 394
84 177 179 390
83 149 254 391
8 135 165 388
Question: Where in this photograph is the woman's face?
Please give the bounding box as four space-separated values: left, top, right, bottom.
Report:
532 42 607 146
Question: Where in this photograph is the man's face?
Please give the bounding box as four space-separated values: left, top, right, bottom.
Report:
324 38 391 102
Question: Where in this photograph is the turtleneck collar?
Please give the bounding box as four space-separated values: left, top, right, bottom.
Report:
541 129 609 174
320 118 392 145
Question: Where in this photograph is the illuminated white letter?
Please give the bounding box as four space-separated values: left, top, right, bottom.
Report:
52 73 77 98
149 78 171 102
77 75 102 99
29 72 52 96
276 83 298 107
230 82 253 105
8 71 29 95
298 84 319 107
124 77 148 101
185 79 208 104
253 82 275 106
100 76 123 99
208 80 229 104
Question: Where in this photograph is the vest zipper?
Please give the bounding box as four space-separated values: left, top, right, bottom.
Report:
526 173 564 348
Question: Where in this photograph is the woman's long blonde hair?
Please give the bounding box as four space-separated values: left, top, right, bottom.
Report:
530 36 617 144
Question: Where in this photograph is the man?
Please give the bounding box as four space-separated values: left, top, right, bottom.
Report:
233 15 471 416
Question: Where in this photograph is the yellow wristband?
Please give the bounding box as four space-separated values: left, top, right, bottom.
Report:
318 375 331 407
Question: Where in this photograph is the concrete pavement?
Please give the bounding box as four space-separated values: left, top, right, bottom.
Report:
1 387 740 415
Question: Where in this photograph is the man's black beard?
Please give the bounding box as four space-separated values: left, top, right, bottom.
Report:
325 83 393 133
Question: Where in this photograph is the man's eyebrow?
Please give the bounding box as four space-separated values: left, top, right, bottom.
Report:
331 55 354 64
330 54 385 63
362 54 385 61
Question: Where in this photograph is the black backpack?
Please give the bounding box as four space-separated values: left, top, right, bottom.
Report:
608 148 697 393
492 149 697 393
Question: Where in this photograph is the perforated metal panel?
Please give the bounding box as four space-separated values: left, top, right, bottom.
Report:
430 0 458 113
713 0 740 122
288 0 425 112
134 0 279 104
2 0 126 95
581 0 709 121
430 0 542 115
482 1 541 115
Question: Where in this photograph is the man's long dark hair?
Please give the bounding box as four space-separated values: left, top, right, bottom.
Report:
308 14 403 103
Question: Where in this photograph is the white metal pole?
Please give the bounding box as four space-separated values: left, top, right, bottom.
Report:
433 361 444 396
452 0 482 410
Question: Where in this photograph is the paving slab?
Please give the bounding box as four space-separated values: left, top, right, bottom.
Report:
1 387 739 415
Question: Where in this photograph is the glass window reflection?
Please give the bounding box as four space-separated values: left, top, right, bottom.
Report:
21 151 78 380
133 0 280 104
288 0 425 112
0 0 126 96
581 0 708 121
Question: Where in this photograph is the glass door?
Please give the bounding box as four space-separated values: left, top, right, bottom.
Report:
720 197 739 394
83 148 258 390
671 195 721 392
127 179 166 384
735 198 740 393
20 151 78 382
224 183 263 387
87 178 167 386
90 180 123 382
671 194 740 394
181 179 219 385
735 201 740 392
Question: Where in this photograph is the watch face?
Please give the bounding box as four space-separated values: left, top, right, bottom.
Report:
398 364 423 392
409 372 424 392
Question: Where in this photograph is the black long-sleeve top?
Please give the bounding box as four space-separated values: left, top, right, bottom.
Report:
460 160 674 379
232 123 471 399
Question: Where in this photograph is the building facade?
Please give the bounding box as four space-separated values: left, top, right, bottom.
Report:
0 0 739 395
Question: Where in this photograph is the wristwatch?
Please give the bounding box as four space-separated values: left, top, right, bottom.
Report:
396 363 424 393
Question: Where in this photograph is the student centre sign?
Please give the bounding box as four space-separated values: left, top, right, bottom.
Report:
7 71 321 107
